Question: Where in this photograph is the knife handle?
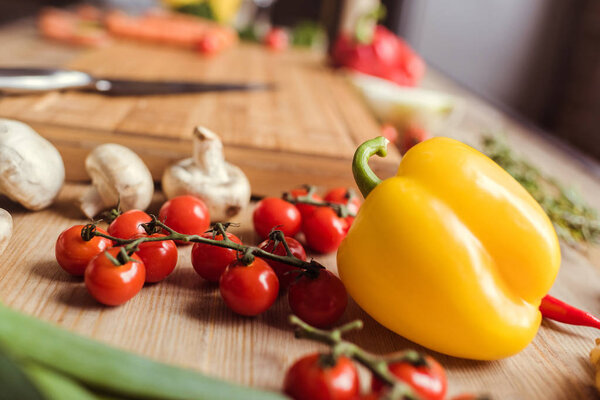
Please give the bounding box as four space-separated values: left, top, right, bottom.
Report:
0 68 93 94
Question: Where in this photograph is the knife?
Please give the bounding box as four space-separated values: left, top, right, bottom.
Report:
0 68 274 96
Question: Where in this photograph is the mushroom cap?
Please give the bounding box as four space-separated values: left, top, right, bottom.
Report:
0 119 65 210
162 158 251 221
0 208 12 255
82 143 153 217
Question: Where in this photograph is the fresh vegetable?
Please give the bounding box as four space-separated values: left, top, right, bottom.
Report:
219 258 279 316
289 316 431 399
482 135 600 244
283 353 359 400
159 195 211 243
0 119 65 210
38 6 109 47
258 235 306 290
332 26 425 87
84 221 327 309
288 269 347 328
338 136 561 359
288 187 323 219
132 233 178 283
0 302 287 399
0 348 45 400
162 126 251 221
84 248 145 306
55 225 112 276
192 231 242 282
540 294 600 329
371 355 447 400
253 197 302 239
302 207 348 253
323 187 360 229
105 10 238 49
264 28 289 51
80 143 153 218
107 209 152 239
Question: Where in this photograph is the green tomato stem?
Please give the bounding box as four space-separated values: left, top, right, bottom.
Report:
85 219 324 272
289 315 425 400
282 191 356 218
352 136 389 198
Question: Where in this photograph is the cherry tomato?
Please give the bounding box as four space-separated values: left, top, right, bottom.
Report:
107 210 152 240
257 236 306 290
253 197 301 239
323 188 361 215
371 355 447 400
264 27 288 51
196 32 221 55
301 207 348 253
289 188 323 219
55 225 113 276
84 248 145 306
219 258 279 316
191 232 242 282
283 353 360 400
401 123 429 155
159 195 210 244
288 269 347 328
131 233 178 283
381 123 399 143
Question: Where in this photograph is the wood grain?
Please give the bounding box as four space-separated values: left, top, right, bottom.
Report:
1 20 600 399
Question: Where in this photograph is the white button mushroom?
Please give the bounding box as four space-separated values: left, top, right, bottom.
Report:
0 208 12 256
0 119 65 210
80 143 154 219
162 126 251 221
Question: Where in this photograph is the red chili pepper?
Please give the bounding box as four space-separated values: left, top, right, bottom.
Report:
539 294 600 329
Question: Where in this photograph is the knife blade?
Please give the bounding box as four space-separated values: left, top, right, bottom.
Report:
0 68 274 96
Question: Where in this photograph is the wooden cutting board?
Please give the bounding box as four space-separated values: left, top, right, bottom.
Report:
0 41 399 196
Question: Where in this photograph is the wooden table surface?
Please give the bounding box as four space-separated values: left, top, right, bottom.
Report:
1 19 600 400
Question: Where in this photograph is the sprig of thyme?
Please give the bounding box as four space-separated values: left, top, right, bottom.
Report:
482 135 600 245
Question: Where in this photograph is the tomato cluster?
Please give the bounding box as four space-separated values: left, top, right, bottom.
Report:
252 186 361 254
55 193 347 326
55 195 209 306
284 352 447 400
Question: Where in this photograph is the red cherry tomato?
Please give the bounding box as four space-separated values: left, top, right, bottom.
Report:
283 353 360 400
107 210 152 240
323 188 361 215
264 27 288 51
288 269 347 328
159 195 210 244
257 236 306 290
253 197 301 239
131 233 178 283
84 248 145 306
301 207 348 253
371 355 447 400
401 123 429 155
219 258 279 316
289 188 323 219
196 32 221 55
55 225 113 276
323 188 361 231
192 232 242 282
381 123 399 143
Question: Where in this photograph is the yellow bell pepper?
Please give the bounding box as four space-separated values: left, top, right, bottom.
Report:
337 136 561 360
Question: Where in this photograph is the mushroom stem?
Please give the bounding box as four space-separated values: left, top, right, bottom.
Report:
193 127 228 182
0 208 13 255
80 186 106 220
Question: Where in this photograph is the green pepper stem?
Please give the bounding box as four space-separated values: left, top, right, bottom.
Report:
352 136 389 198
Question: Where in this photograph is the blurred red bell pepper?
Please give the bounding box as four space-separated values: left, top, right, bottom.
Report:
331 26 425 86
